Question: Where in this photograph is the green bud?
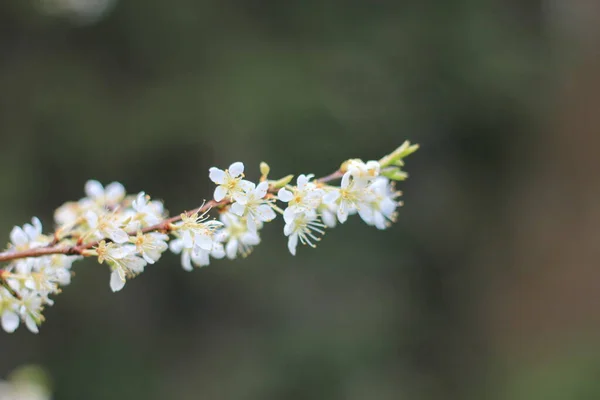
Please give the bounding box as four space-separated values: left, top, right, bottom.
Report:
381 167 408 181
270 174 294 189
260 162 270 178
379 141 419 168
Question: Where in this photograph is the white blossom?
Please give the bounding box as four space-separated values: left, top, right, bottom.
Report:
319 203 338 228
230 181 276 232
169 238 225 270
85 210 129 243
130 232 169 264
18 292 44 334
9 218 45 250
220 212 261 259
131 192 164 226
95 241 147 292
209 162 253 202
358 177 401 229
172 211 223 253
0 291 43 334
322 172 369 224
283 209 325 256
84 180 126 207
346 159 380 183
278 174 324 222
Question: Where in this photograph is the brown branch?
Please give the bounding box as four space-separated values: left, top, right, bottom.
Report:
0 199 229 264
316 170 343 184
0 169 343 265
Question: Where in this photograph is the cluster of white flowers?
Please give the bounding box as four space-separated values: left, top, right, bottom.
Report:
1 217 79 334
277 160 401 255
0 181 174 333
0 142 418 333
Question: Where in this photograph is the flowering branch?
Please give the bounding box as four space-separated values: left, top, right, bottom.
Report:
0 201 221 263
0 141 418 334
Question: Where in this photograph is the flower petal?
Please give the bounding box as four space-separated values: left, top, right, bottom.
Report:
283 222 293 236
109 229 129 244
209 167 226 184
169 238 184 254
214 186 227 202
195 233 213 251
374 213 387 230
278 188 294 202
233 192 248 205
229 162 244 177
226 239 238 259
246 215 257 232
322 190 340 204
257 204 276 221
192 248 210 267
230 202 245 216
24 217 42 240
85 180 104 199
110 270 126 292
287 234 298 256
1 311 19 333
142 253 156 264
297 174 309 189
181 230 194 249
105 182 126 203
10 227 28 247
25 315 39 334
85 210 99 229
239 180 255 192
337 202 348 223
341 172 351 189
181 251 193 271
110 245 131 259
321 210 337 228
132 192 146 211
211 244 226 259
255 181 269 198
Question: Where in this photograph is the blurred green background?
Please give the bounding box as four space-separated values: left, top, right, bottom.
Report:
2 0 600 399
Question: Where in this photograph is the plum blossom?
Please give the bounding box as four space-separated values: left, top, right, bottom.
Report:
209 162 253 202
283 209 326 256
171 211 223 253
346 159 380 183
9 218 44 250
84 180 126 207
219 212 261 259
95 241 147 292
170 237 226 270
130 232 169 264
1 291 44 334
357 177 401 229
85 210 129 243
131 192 164 227
322 172 369 224
230 181 276 232
278 174 323 220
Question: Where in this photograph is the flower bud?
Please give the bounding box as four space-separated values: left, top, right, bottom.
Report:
259 162 270 181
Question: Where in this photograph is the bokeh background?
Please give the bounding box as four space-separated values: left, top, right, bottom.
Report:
1 0 599 399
